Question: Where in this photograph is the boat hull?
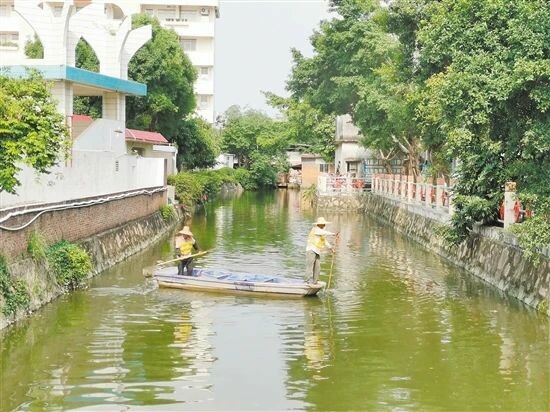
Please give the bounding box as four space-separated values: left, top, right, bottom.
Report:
153 267 325 297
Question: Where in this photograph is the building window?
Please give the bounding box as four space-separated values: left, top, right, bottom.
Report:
157 8 176 20
181 38 197 52
319 164 329 173
143 8 154 16
53 6 63 17
181 9 198 22
199 95 209 109
200 66 209 78
0 32 18 46
0 5 10 17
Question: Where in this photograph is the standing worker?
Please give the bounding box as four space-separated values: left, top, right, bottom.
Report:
175 226 200 276
305 217 334 284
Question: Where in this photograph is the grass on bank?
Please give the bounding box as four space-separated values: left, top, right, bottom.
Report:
0 255 30 317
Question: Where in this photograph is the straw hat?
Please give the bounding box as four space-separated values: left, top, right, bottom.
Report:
313 217 330 226
178 226 193 237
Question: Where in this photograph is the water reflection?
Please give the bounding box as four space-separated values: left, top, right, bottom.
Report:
0 190 548 411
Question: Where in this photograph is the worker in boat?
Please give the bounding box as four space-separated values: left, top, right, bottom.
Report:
305 217 334 284
175 226 200 276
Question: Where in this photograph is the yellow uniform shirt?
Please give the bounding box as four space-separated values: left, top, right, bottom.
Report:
179 238 196 256
306 227 331 255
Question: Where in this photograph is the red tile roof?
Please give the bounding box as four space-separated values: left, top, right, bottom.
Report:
71 114 93 122
125 128 169 145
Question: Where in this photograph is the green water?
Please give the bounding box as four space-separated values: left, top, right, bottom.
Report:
1 190 548 411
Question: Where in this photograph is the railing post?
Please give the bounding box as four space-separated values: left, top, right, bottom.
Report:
318 175 326 194
425 183 431 208
436 179 444 209
504 181 517 229
407 176 414 203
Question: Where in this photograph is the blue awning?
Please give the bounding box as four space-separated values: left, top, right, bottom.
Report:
1 65 147 96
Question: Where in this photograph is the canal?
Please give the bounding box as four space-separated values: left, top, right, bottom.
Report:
1 190 548 410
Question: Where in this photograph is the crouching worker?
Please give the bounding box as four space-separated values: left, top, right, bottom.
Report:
175 226 200 276
305 217 334 284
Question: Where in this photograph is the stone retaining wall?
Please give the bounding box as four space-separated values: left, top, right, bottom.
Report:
316 194 364 211
0 205 185 330
0 189 167 260
360 194 549 315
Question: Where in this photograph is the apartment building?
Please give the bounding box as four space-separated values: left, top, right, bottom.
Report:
125 1 220 124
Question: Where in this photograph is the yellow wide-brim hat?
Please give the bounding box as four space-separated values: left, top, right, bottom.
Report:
313 217 330 226
178 226 193 236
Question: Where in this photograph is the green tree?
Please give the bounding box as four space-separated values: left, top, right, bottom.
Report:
265 93 335 162
24 35 43 59
75 38 99 71
415 0 550 241
286 0 549 257
25 35 103 119
176 117 220 170
221 106 284 167
0 72 69 193
221 106 289 188
73 38 102 118
127 14 196 140
286 0 424 175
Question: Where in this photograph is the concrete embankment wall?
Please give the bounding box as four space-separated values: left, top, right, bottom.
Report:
0 189 167 259
0 190 186 329
318 192 549 314
356 194 550 315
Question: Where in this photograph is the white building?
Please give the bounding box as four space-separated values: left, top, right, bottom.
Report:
335 114 371 177
334 114 402 182
0 1 174 208
0 0 219 124
123 0 220 124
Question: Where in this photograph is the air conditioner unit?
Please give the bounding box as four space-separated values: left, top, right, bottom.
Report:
200 7 209 16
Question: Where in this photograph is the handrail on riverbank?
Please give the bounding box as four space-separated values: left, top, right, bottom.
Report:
371 174 453 214
317 175 369 196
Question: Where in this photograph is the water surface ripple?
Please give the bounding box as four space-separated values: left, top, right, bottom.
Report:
1 191 548 411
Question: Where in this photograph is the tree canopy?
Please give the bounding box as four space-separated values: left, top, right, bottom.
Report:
220 106 290 188
0 72 69 194
264 92 335 162
127 14 196 139
286 0 550 253
176 117 219 170
286 0 422 174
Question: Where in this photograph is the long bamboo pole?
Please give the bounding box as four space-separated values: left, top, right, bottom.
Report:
327 233 339 289
156 250 210 266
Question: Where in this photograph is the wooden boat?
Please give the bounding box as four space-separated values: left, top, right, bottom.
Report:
153 267 325 297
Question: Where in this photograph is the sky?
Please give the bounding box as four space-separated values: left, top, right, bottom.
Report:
214 0 331 118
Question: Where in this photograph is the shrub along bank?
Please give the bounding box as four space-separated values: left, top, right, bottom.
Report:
0 238 92 320
168 167 276 206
